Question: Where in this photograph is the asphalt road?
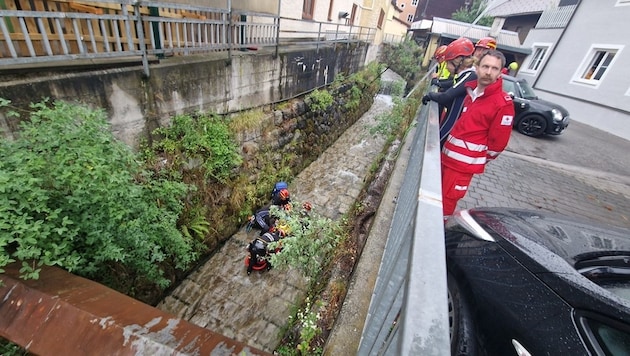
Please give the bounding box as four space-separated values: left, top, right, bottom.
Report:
506 120 630 177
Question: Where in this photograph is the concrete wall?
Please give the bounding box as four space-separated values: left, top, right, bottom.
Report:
0 44 370 148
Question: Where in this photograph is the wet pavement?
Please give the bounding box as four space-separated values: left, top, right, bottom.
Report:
158 70 630 353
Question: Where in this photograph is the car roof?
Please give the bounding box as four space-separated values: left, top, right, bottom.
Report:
460 208 630 312
501 74 519 82
465 208 630 264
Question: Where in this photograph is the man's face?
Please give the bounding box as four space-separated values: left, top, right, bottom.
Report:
476 55 502 87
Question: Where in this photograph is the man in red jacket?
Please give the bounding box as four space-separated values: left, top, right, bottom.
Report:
441 50 515 216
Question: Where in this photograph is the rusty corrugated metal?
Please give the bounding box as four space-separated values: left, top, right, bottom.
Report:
0 264 273 356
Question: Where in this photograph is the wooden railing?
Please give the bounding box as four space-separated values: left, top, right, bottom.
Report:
0 0 376 76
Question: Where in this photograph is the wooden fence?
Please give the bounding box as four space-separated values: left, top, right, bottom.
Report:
0 0 375 75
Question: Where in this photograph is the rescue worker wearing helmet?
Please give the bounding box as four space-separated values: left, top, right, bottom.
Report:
272 188 291 207
246 229 282 274
246 187 292 235
431 45 453 92
473 37 497 61
422 37 478 148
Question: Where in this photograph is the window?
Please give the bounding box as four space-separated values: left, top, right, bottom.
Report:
407 14 414 22
522 43 551 74
573 45 623 87
327 0 334 21
303 0 315 20
400 3 405 8
616 0 630 6
350 4 357 25
377 9 385 29
412 0 419 6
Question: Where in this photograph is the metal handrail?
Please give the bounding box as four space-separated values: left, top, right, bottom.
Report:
0 0 376 76
358 83 450 355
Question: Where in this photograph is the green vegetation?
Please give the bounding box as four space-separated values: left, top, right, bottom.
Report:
452 0 494 26
0 99 201 294
268 202 343 281
380 39 424 88
228 108 266 132
0 339 27 356
305 89 334 112
270 202 342 356
147 112 243 183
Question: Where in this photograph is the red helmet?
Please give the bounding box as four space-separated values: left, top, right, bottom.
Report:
279 188 290 201
443 37 475 61
475 37 497 50
302 201 312 211
433 45 448 62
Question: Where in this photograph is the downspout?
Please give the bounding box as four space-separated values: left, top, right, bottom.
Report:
533 0 581 87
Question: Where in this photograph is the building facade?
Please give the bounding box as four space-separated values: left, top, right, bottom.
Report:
516 0 630 140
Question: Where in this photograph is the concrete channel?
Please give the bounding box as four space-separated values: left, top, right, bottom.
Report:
157 70 406 352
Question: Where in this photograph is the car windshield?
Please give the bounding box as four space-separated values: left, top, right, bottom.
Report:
502 79 518 96
517 80 538 100
576 255 630 302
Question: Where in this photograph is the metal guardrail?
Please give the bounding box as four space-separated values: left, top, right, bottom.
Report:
358 84 450 355
0 0 375 76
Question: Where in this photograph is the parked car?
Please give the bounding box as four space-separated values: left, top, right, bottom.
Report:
502 75 570 137
445 208 630 356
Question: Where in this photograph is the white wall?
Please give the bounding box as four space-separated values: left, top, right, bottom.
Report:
520 0 630 141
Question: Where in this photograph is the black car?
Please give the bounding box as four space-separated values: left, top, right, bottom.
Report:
445 208 630 356
502 75 570 137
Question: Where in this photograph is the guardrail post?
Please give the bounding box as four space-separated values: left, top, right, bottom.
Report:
132 0 150 78
275 0 281 58
317 22 322 54
227 0 233 61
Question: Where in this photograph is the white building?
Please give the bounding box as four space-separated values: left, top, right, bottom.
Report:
516 0 630 141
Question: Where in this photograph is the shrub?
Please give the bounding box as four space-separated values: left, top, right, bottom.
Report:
306 89 334 113
268 202 342 281
149 113 242 183
0 99 200 291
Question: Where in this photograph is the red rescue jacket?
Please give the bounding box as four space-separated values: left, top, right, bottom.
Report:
441 77 515 174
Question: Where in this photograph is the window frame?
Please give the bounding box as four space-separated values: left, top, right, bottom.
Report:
303 0 315 20
615 0 630 6
572 44 623 88
377 9 385 29
406 14 414 22
521 43 552 75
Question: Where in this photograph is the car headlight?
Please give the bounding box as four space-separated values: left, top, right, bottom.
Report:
551 108 564 122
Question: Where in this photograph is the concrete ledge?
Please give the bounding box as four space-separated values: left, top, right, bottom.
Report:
0 264 271 356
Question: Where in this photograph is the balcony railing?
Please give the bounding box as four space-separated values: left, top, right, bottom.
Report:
0 0 376 76
535 4 577 29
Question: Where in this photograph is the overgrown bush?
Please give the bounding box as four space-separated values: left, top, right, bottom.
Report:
306 89 334 113
0 99 201 293
268 202 343 281
147 113 242 183
380 39 424 89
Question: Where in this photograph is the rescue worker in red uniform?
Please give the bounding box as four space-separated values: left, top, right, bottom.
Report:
441 49 515 216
